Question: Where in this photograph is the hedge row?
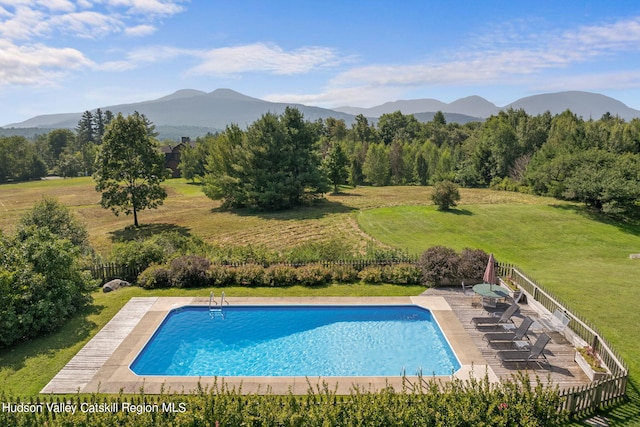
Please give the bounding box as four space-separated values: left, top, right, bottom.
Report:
138 256 422 289
1 374 566 426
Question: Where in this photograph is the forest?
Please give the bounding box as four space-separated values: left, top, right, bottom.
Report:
2 106 640 215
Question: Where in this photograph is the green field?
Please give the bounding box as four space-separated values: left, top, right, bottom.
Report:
0 177 639 424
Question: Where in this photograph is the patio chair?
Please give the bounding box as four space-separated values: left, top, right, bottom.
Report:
471 301 520 329
496 333 551 368
483 317 534 346
461 281 475 296
461 281 481 307
535 308 570 332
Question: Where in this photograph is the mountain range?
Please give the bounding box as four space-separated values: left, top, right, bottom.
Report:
3 89 640 140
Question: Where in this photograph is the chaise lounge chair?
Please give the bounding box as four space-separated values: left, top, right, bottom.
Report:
483 317 534 346
496 333 551 368
471 301 520 329
535 308 570 332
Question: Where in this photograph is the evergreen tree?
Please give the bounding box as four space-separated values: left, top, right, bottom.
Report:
203 107 328 210
323 142 349 193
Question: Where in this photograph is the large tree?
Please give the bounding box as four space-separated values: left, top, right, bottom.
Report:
203 107 328 210
93 113 169 227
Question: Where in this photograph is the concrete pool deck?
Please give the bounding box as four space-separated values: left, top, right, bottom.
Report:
41 296 498 395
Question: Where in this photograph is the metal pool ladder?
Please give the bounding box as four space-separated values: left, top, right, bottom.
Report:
209 291 228 319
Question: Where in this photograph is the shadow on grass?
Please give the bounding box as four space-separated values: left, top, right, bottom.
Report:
549 204 640 237
109 223 193 242
588 377 640 426
0 303 103 372
212 199 356 221
438 208 473 216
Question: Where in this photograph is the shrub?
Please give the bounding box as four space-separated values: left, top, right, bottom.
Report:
17 196 91 254
295 264 331 287
358 265 384 283
0 227 92 348
264 264 298 286
330 263 359 283
431 180 461 210
208 264 236 287
286 239 355 263
233 264 265 287
110 239 165 272
457 248 490 281
169 255 211 288
137 264 172 289
418 245 459 286
382 263 422 284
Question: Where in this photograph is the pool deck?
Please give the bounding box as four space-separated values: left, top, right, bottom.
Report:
41 292 589 395
41 295 494 394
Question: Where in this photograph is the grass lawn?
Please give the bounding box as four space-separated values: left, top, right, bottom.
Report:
358 203 640 425
1 178 639 424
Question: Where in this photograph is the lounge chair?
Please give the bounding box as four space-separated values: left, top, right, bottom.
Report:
496 333 551 368
471 301 519 328
483 317 534 346
535 308 570 332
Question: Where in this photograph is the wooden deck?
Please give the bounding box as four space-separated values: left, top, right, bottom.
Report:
422 286 590 389
40 297 157 394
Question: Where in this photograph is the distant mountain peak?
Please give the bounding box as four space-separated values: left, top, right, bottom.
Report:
155 89 206 102
207 88 261 101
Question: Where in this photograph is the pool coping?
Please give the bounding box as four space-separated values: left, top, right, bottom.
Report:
41 296 498 395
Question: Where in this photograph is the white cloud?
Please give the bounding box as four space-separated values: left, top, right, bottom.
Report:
0 0 186 41
50 11 123 39
264 86 403 109
125 24 156 37
103 0 186 16
188 43 341 76
325 16 640 94
0 39 93 86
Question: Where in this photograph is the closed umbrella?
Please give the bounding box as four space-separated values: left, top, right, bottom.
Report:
483 253 497 289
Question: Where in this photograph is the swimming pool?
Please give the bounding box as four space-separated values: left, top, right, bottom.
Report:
130 305 460 377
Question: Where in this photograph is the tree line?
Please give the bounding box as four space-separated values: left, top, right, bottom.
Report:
2 106 639 214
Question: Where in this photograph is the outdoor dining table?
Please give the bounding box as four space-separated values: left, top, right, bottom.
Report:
472 283 509 299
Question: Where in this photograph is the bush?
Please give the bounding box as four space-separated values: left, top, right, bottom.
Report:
208 264 236 287
137 264 172 289
418 246 459 286
330 263 359 283
0 227 93 348
264 264 298 286
382 263 422 284
0 374 566 425
295 264 331 287
431 180 461 210
457 248 490 281
358 265 385 283
169 255 211 288
110 239 165 272
233 264 266 286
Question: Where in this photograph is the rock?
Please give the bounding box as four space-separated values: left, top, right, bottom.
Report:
103 279 131 293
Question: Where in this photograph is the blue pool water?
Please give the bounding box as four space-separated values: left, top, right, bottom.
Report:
130 305 460 377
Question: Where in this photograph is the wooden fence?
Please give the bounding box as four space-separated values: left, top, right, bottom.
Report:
498 262 629 417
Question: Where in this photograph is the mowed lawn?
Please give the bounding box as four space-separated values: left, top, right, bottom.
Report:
358 202 640 424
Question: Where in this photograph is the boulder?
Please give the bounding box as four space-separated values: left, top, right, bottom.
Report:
103 279 131 293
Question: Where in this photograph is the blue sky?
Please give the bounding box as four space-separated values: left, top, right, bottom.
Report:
2 0 640 125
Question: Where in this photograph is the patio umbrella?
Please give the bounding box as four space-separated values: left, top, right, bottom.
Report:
483 253 497 289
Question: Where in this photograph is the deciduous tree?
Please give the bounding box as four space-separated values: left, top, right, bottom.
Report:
93 113 169 227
